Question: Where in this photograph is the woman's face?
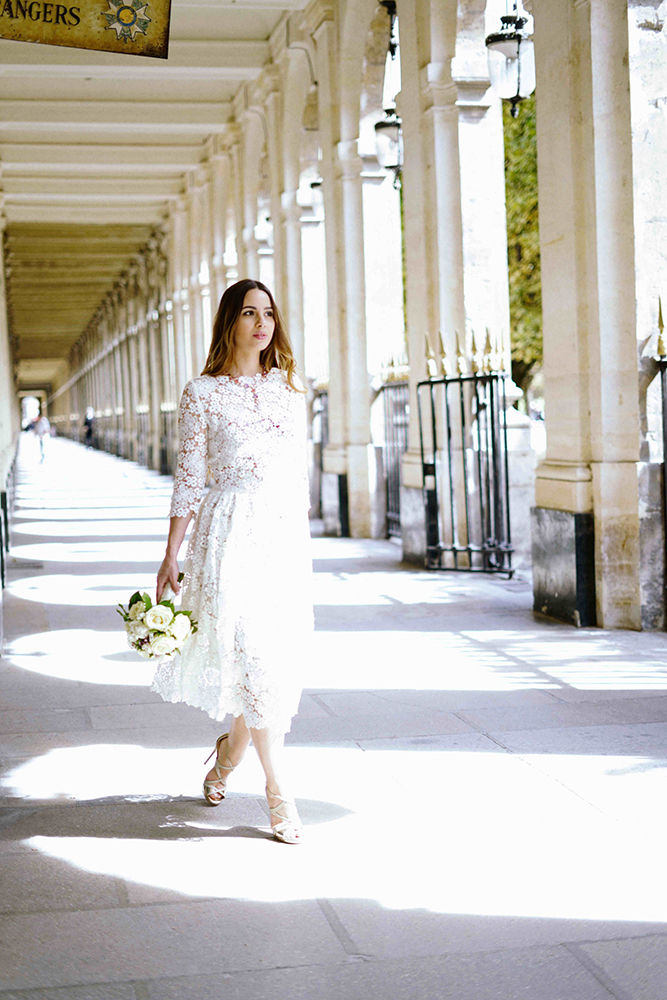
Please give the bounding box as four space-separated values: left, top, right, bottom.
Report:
233 288 275 354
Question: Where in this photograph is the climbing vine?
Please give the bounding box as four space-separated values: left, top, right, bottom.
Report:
503 94 542 400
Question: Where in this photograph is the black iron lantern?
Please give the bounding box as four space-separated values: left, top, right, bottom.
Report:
374 0 403 187
485 3 535 118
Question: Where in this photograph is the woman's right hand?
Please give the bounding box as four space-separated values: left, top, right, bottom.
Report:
156 555 180 603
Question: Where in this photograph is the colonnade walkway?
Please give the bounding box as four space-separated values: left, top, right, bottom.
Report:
3 438 667 999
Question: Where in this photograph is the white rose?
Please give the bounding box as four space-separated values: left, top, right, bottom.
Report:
127 621 150 641
150 634 178 657
144 604 174 631
168 613 192 643
128 602 146 621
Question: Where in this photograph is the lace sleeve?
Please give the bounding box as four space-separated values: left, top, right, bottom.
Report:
169 381 208 517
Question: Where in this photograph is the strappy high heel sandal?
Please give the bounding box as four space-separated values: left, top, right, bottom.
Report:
266 787 303 845
203 733 236 805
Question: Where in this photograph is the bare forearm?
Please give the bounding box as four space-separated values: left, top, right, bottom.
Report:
156 514 192 600
165 514 191 558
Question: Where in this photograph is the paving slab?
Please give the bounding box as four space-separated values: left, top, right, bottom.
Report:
0 851 123 914
0 899 345 992
0 985 137 1000
457 696 667 733
497 721 667 757
323 898 667 962
0 709 92 735
577 934 667 1000
143 945 613 1000
288 712 476 742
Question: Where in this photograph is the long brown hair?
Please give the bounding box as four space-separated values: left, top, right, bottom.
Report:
201 279 303 391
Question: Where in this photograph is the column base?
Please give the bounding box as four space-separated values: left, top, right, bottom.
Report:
638 461 665 631
400 485 426 565
531 507 596 627
321 472 350 537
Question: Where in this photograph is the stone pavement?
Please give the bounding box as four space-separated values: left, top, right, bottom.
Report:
2 436 667 999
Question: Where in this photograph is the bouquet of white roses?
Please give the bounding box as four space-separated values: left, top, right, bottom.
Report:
117 576 197 661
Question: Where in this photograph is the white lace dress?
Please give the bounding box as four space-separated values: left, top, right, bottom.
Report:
151 368 313 734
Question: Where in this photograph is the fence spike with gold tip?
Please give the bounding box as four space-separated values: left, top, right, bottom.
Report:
425 333 438 379
455 331 467 375
482 328 494 373
658 297 666 359
437 331 451 377
471 330 481 374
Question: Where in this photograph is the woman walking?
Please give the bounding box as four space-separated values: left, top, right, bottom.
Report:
154 279 313 845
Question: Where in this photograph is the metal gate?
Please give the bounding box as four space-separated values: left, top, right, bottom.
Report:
417 371 513 575
380 381 410 538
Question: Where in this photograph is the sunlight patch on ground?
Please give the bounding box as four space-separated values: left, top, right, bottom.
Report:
463 631 667 689
11 541 171 564
6 622 559 692
9 573 160 607
11 520 170 539
5 630 155 686
8 745 667 923
310 631 558 690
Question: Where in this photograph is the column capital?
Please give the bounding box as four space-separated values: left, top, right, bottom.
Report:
337 140 363 179
172 195 187 217
280 189 302 219
303 0 335 38
419 65 464 115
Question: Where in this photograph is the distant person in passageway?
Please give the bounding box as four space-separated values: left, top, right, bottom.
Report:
33 413 51 463
154 279 313 845
83 407 95 449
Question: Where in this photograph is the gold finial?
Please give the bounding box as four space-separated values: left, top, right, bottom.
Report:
483 328 494 373
437 331 452 377
658 297 666 359
455 331 467 375
425 333 438 378
471 330 481 374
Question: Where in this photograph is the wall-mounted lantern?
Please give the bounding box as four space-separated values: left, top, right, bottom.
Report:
485 2 536 118
374 0 403 188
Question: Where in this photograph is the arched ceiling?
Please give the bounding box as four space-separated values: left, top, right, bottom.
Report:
1 0 309 394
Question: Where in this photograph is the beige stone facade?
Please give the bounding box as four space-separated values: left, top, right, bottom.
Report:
0 0 666 629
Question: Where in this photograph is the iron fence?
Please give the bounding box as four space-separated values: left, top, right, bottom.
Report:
380 381 410 538
417 371 513 575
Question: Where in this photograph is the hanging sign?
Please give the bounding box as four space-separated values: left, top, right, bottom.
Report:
0 0 172 60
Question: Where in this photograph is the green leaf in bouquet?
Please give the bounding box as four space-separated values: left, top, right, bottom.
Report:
178 572 185 582
159 600 176 613
128 592 144 608
141 592 152 611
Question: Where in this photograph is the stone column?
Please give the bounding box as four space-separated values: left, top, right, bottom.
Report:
170 198 192 392
308 5 349 535
337 140 376 537
145 244 163 471
241 114 261 280
0 211 19 495
281 192 306 371
265 79 287 308
210 143 231 304
228 126 247 279
186 178 206 376
531 0 641 628
118 285 135 461
398 2 465 561
199 166 215 357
